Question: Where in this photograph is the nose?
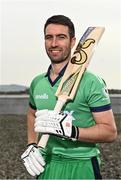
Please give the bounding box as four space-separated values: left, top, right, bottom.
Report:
51 37 58 47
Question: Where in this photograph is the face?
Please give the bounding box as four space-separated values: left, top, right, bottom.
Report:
44 24 75 64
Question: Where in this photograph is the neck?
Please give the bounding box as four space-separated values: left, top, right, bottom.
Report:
51 60 68 76
50 60 68 81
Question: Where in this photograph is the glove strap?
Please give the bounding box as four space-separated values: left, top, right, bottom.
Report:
27 143 37 148
71 126 79 140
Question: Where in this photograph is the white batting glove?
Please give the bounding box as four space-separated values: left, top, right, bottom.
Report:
21 143 46 176
34 110 79 140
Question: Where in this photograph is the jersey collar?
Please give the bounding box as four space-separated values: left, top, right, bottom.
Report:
45 63 68 86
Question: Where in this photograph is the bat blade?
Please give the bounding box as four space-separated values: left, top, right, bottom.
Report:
55 27 105 101
38 27 105 148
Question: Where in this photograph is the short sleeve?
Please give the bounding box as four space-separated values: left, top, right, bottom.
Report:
29 80 37 110
84 74 111 112
28 73 46 110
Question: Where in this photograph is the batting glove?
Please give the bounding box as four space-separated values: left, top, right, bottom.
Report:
34 110 79 140
21 143 46 176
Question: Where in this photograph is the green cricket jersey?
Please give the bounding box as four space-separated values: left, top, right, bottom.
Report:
29 64 111 159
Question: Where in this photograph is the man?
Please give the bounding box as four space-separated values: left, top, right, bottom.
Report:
21 15 117 179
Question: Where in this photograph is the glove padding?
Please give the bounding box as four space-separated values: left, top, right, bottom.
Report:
35 110 79 140
21 143 45 176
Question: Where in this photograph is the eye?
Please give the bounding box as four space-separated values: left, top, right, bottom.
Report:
45 35 53 40
58 35 66 39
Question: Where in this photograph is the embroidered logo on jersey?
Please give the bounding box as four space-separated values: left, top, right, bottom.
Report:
102 87 110 100
35 93 48 100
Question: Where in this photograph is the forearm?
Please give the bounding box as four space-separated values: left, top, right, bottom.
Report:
78 110 117 143
27 108 38 144
78 123 117 143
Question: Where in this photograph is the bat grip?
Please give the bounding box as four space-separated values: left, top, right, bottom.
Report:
37 97 67 148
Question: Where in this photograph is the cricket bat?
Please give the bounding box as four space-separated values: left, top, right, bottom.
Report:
38 27 105 148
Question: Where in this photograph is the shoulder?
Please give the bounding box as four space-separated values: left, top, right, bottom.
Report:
30 72 46 89
81 70 109 98
82 70 106 87
83 70 102 81
82 71 111 106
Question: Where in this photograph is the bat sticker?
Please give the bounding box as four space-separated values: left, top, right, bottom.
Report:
71 38 95 65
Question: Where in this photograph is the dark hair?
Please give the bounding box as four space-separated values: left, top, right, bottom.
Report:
44 15 75 38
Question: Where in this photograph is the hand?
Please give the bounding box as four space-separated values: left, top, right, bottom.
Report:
21 143 46 176
34 110 79 140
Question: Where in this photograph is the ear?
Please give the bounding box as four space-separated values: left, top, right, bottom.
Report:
71 37 76 49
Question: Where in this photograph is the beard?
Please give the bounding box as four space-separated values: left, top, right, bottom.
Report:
45 46 71 64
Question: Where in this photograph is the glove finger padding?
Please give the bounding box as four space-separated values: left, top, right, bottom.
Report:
21 144 45 176
26 155 41 175
29 151 44 174
23 157 37 176
35 110 79 140
35 111 72 137
31 146 45 166
35 109 49 117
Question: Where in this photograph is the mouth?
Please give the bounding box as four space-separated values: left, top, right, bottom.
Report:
51 50 60 53
49 49 62 56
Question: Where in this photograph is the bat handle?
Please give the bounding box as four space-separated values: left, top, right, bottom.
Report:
37 97 67 148
38 134 49 148
54 97 67 112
